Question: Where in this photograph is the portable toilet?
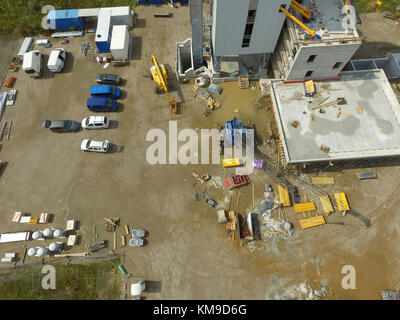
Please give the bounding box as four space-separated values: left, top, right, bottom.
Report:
53 229 64 238
95 9 112 53
49 242 61 252
36 247 49 257
43 228 53 238
32 231 43 240
28 247 38 256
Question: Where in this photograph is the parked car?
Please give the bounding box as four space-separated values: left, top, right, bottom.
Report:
81 139 109 153
86 97 117 112
81 115 110 130
47 48 66 72
90 85 121 99
95 74 122 85
42 120 80 133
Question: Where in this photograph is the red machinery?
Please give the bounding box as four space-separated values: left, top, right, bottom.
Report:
224 174 250 189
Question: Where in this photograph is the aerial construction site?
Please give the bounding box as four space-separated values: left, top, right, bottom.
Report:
0 0 400 302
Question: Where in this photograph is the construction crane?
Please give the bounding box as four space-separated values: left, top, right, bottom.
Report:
290 0 314 21
280 5 321 40
150 53 177 113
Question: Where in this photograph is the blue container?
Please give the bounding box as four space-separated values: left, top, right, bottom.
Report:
47 9 85 30
96 41 111 53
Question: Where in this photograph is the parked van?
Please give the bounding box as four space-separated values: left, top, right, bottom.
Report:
86 97 117 112
90 85 121 99
47 48 66 72
23 50 42 77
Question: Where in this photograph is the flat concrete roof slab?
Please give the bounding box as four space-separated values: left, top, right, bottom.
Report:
270 70 400 163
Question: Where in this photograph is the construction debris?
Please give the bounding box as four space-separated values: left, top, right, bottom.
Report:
192 172 211 184
104 217 120 232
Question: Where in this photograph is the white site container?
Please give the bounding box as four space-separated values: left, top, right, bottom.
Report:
110 25 130 61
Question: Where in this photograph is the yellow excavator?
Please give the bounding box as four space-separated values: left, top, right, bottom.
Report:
150 53 177 113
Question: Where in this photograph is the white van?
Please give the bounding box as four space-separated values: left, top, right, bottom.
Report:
23 50 42 77
47 48 66 72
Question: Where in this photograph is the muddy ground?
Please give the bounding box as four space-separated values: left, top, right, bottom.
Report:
0 6 400 300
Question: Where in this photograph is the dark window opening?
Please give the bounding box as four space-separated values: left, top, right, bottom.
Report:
244 23 254 36
305 71 313 77
242 38 250 48
333 62 342 69
307 55 316 63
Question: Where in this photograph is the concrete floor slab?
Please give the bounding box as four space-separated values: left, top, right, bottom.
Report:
270 69 400 163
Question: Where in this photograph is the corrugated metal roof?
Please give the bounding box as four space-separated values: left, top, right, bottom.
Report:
78 8 100 17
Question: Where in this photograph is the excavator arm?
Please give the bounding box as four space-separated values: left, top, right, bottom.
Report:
150 53 177 113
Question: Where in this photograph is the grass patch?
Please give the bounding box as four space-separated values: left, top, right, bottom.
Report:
0 0 137 36
355 0 400 15
0 258 122 300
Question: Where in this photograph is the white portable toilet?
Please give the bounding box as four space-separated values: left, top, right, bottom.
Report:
32 231 43 240
49 242 61 252
36 247 49 257
43 228 53 238
53 229 64 238
28 247 38 256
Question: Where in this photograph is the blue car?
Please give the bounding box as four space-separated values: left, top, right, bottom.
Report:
87 97 117 112
90 85 121 99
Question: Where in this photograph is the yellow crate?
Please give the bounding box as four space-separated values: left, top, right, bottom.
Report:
299 215 326 229
294 202 316 213
312 177 335 185
320 195 334 215
304 80 315 96
222 158 242 168
334 192 350 211
278 185 291 207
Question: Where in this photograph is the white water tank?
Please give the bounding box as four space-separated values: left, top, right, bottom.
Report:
32 231 43 240
53 229 64 238
28 247 37 256
43 228 53 237
37 247 48 256
49 242 61 252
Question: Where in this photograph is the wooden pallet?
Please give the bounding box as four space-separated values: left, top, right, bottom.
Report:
294 202 317 213
299 215 326 229
334 192 350 211
312 177 335 185
239 76 249 89
320 195 334 215
278 185 291 207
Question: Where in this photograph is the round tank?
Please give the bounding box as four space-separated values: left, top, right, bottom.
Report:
53 229 64 238
43 228 53 237
49 242 60 251
32 231 43 240
36 247 48 256
28 247 37 256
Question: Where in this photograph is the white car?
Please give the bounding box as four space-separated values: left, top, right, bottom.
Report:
81 139 109 153
81 116 110 130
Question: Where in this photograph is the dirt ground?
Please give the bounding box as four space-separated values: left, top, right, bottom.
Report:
353 12 400 59
1 6 400 300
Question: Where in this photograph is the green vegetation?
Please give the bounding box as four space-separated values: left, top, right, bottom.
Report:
0 0 137 35
0 258 122 300
355 0 400 15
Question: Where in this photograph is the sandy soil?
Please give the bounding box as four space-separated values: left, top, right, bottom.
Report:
0 7 400 300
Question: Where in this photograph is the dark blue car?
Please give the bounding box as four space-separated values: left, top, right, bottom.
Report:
87 97 117 112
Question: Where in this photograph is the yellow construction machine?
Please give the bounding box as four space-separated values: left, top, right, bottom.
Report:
150 53 177 113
